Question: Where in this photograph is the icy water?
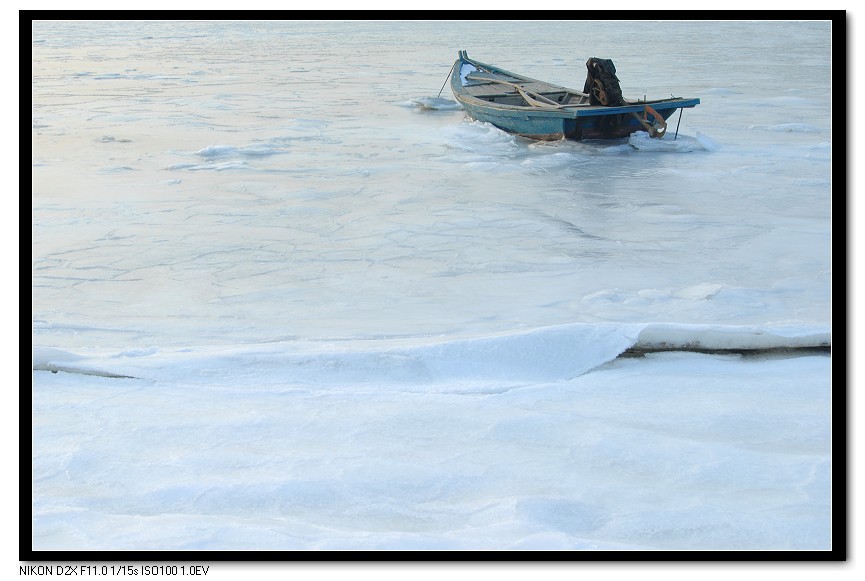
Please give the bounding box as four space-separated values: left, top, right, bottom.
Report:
31 20 833 554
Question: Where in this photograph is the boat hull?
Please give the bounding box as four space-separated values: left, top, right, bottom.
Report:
458 101 686 141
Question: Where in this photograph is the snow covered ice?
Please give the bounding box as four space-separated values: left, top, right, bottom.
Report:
30 20 833 553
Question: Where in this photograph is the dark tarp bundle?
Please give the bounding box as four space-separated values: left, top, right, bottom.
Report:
583 58 624 106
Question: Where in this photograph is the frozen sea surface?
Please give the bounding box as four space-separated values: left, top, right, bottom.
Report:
30 20 833 554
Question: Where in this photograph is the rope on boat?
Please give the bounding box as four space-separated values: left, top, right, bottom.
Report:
438 61 456 98
631 105 667 138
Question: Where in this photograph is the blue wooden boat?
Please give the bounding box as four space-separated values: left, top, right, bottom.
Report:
450 51 700 141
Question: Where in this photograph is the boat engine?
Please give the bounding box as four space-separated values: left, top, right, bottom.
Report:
583 58 624 106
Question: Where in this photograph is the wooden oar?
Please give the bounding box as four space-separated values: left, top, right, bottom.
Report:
465 73 585 108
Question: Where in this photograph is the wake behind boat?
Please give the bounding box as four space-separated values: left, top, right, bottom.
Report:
450 50 700 141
